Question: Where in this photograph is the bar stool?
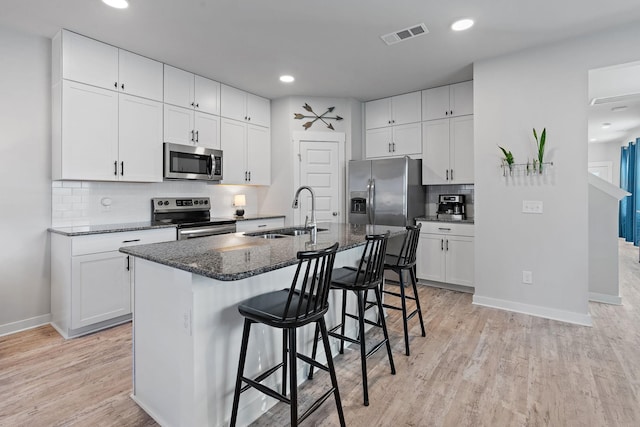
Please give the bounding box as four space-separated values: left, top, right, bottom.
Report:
230 242 345 427
309 232 395 406
381 224 426 356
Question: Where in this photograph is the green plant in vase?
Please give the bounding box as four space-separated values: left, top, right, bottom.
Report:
498 146 515 176
533 127 546 174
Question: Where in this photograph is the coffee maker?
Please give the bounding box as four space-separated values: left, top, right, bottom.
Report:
437 194 465 221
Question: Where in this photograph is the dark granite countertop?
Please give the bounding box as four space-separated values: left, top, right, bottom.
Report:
120 222 406 281
48 221 177 236
48 214 286 236
415 216 475 224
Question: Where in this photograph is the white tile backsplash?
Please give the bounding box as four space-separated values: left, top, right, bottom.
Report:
51 181 269 227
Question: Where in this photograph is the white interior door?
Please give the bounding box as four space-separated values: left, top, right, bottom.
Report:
294 133 344 225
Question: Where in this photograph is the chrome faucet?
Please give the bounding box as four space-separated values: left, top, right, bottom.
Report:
292 186 317 241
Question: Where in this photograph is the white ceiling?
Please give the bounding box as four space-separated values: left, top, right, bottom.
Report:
3 1 640 102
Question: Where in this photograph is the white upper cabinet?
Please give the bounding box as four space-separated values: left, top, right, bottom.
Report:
365 91 421 129
422 115 474 185
118 50 163 101
163 65 221 115
60 30 162 101
61 30 118 91
220 84 270 128
422 81 473 121
220 118 270 185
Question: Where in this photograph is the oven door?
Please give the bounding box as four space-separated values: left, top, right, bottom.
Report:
177 222 237 240
164 143 223 181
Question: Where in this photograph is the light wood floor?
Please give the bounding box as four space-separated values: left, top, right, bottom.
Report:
1 241 639 426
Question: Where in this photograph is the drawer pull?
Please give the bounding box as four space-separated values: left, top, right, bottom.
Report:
438 227 451 231
122 239 141 243
258 224 267 228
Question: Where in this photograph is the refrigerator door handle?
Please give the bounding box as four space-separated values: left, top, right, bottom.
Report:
370 178 376 224
366 179 373 224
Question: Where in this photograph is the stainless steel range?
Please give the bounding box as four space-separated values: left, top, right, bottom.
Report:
151 197 236 240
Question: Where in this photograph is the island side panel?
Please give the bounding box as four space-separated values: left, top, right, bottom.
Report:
190 246 363 427
132 259 196 427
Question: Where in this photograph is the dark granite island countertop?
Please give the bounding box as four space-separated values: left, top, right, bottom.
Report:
120 222 406 281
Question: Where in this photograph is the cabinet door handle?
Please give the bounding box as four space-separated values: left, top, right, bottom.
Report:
196 103 199 108
121 83 125 90
393 142 396 152
122 239 141 243
121 161 124 176
446 240 449 251
247 116 251 121
248 171 251 181
445 111 449 116
126 255 130 271
446 169 449 180
191 130 195 142
191 102 195 107
114 82 118 89
388 120 391 124
438 227 451 231
244 116 248 120
114 161 118 176
245 171 248 181
388 143 392 152
258 224 267 228
450 110 453 115
441 239 444 250
450 169 453 180
195 130 199 143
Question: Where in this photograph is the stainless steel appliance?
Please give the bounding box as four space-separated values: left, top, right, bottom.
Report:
151 197 236 240
437 194 466 221
164 143 223 181
348 157 425 226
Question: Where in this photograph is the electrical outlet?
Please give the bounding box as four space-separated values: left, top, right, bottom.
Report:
522 200 543 214
522 270 533 284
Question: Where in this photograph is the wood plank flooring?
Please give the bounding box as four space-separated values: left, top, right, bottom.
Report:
1 240 639 426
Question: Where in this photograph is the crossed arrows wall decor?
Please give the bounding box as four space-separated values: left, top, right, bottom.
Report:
294 103 343 130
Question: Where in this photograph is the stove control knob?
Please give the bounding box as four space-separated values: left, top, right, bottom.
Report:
195 200 200 205
204 200 208 205
163 201 169 205
157 201 162 205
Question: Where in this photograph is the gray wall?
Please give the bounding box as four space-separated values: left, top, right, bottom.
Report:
0 25 52 334
473 21 640 325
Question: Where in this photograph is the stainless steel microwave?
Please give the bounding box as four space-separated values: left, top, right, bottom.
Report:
164 143 223 181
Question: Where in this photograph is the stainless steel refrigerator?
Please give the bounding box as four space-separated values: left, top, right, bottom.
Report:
348 157 425 227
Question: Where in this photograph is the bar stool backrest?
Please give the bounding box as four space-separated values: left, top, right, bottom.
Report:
391 224 422 268
352 232 390 288
283 242 339 322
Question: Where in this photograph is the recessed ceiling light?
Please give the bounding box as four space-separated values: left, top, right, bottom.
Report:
451 19 474 31
602 122 612 129
279 75 295 83
611 105 628 112
102 0 129 9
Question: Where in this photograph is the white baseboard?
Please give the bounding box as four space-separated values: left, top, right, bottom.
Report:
589 292 622 305
472 295 592 326
0 314 52 337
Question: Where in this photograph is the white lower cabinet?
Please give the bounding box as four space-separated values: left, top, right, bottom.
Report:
236 217 285 233
51 228 175 338
416 221 474 287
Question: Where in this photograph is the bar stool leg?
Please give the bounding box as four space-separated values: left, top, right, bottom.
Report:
375 286 396 375
398 271 410 356
339 289 347 354
410 267 426 337
357 291 369 406
307 323 320 380
230 319 252 427
282 328 288 395
288 327 298 426
319 317 346 427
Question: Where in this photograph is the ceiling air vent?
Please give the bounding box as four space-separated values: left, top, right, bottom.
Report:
381 23 429 46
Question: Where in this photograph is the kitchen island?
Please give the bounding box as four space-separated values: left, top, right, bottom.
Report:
120 222 405 427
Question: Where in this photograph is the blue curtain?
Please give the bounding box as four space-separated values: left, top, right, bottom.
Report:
619 138 639 245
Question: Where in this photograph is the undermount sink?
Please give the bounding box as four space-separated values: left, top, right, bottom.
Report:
259 234 287 239
244 227 329 238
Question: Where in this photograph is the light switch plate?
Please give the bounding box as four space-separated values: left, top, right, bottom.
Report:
522 200 543 214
